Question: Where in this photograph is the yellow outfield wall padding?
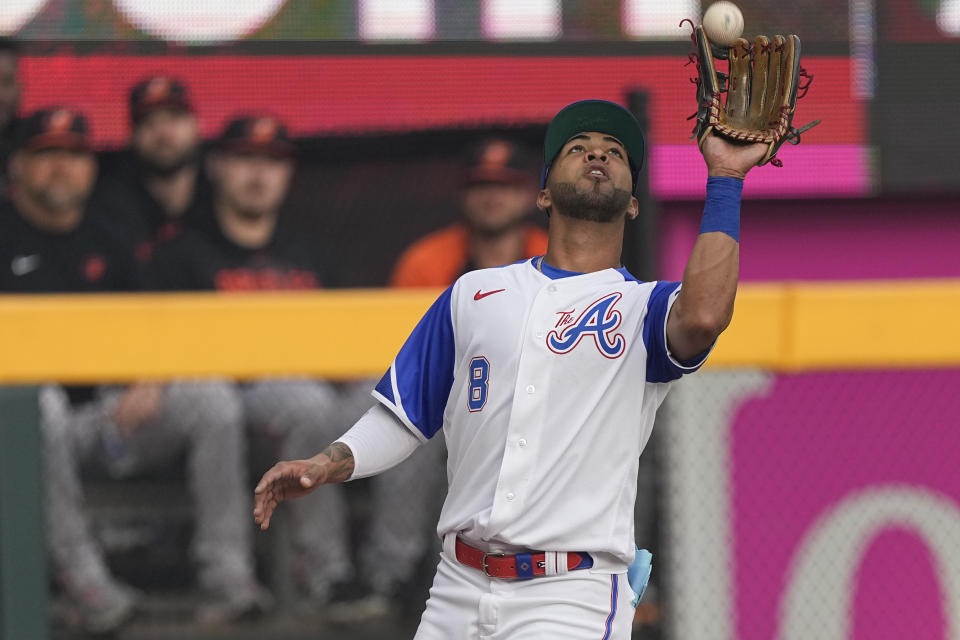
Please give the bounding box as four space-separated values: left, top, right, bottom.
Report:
0 290 437 383
1 279 959 383
785 280 960 370
703 284 787 370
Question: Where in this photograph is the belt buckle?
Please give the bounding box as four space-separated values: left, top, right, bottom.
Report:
481 551 505 577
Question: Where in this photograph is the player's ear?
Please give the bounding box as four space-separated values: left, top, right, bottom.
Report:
536 188 552 213
625 195 639 220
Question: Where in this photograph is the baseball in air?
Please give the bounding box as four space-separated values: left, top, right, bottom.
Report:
702 1 744 46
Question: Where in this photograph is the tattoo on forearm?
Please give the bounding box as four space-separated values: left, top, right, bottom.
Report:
321 442 355 483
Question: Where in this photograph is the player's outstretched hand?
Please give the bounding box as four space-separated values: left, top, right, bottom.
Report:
700 133 769 180
253 459 324 530
253 442 355 530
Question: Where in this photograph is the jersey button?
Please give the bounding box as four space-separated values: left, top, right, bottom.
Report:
526 385 535 394
535 330 544 339
518 438 527 448
547 285 558 293
506 492 515 501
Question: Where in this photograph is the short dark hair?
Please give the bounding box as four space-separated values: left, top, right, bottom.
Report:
0 37 21 56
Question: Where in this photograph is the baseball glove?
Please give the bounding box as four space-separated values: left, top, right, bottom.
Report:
686 23 820 167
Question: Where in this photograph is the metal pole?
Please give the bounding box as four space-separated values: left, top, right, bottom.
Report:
0 386 50 640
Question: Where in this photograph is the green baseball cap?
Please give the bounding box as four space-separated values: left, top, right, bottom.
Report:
541 100 645 193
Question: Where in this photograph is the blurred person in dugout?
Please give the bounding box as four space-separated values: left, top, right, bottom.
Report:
145 114 453 620
143 114 366 609
0 108 270 634
90 75 214 264
0 37 21 199
390 137 547 286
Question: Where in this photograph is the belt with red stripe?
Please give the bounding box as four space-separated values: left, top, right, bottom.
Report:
455 537 593 580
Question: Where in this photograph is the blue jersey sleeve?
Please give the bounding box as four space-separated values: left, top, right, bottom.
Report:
372 287 456 440
642 281 713 383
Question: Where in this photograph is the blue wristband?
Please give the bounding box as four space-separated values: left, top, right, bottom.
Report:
698 176 743 242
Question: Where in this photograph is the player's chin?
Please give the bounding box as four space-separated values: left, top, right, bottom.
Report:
573 176 609 194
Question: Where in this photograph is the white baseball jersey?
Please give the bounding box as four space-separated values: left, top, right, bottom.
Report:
372 256 710 567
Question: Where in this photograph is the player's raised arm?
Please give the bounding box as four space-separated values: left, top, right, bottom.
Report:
670 14 818 362
664 135 766 362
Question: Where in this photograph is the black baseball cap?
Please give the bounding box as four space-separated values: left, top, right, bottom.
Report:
15 107 91 152
463 138 536 186
541 100 645 193
129 76 193 124
215 115 296 159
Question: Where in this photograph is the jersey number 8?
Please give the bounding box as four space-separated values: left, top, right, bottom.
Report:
468 356 490 412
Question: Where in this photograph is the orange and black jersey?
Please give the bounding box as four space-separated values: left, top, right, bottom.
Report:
390 223 548 288
143 222 338 292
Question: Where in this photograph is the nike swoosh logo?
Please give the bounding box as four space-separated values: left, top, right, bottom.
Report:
474 289 506 301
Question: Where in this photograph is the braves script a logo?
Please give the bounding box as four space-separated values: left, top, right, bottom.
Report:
547 292 625 358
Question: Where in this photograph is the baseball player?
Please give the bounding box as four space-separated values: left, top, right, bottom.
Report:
90 76 214 263
390 137 546 287
144 115 336 291
144 115 359 605
254 99 766 638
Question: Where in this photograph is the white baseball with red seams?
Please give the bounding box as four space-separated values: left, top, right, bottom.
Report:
702 1 745 46
370 256 711 638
